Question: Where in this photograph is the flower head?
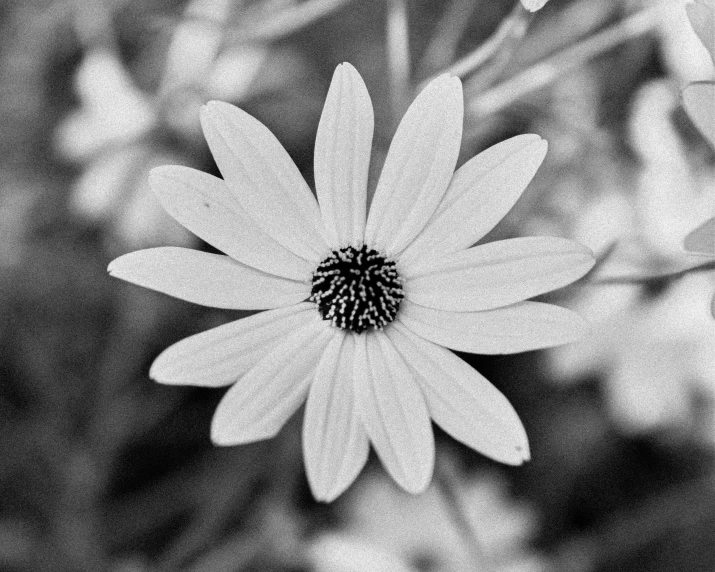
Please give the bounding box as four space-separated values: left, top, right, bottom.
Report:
109 63 594 501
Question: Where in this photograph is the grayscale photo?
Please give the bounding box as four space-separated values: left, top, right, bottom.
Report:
0 0 713 570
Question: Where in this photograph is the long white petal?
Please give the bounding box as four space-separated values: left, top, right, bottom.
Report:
398 300 588 355
314 63 374 248
150 165 315 280
150 302 318 386
353 334 434 493
404 237 594 311
388 323 529 465
399 135 547 266
200 101 329 261
109 247 310 309
211 316 334 445
364 75 463 256
303 333 369 502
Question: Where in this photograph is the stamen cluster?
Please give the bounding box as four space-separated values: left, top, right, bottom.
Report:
310 245 404 334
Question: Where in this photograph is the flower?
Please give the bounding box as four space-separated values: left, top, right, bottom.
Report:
550 78 715 438
108 63 594 501
55 0 273 249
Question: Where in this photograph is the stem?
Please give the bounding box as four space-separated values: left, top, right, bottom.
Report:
467 3 667 117
157 0 356 43
386 0 411 127
434 461 495 572
418 0 481 77
424 1 531 88
590 259 715 285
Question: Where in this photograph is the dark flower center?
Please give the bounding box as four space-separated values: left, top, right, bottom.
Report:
310 245 404 334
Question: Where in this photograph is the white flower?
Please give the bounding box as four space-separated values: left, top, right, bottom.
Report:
109 63 594 501
55 0 269 249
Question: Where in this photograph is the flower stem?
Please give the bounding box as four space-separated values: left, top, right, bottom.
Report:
467 2 667 117
591 259 715 285
434 461 495 572
418 0 481 77
423 1 531 89
386 0 411 127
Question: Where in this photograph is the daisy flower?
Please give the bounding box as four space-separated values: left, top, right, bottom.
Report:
109 63 594 501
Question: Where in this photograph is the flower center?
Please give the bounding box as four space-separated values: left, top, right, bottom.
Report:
310 245 404 334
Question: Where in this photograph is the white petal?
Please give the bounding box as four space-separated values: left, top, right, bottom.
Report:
150 302 317 386
353 334 434 493
398 299 588 354
399 135 547 267
150 165 315 280
211 315 334 445
684 217 715 255
404 237 594 311
314 63 374 248
387 323 529 465
303 333 369 502
109 247 310 310
521 0 549 12
200 101 329 260
364 75 463 256
683 82 715 149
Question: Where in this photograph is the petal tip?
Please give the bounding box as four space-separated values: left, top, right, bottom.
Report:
336 61 359 75
209 416 239 447
422 72 463 99
309 480 345 504
148 360 172 385
107 258 119 275
403 475 433 495
499 443 531 466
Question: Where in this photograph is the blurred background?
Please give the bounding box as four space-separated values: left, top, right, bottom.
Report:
0 0 714 570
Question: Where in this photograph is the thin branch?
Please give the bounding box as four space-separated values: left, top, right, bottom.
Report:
418 0 481 77
467 3 667 117
153 0 356 43
424 1 531 88
590 259 715 286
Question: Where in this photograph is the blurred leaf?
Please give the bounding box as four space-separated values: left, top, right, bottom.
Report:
682 81 715 148
684 217 715 255
686 0 715 63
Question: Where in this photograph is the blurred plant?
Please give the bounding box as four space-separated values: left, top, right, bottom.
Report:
55 0 315 252
684 218 715 316
309 459 544 572
550 78 715 441
681 0 715 316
